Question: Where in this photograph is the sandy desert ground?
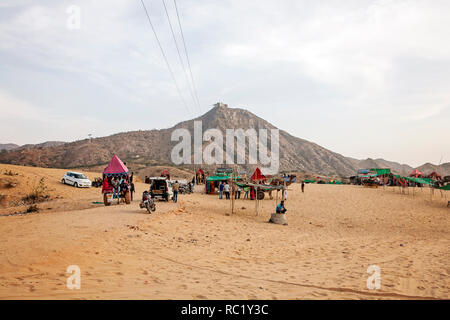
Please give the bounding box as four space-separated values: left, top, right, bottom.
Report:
0 164 449 299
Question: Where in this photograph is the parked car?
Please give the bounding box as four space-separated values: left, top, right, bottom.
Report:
149 177 172 201
62 171 92 188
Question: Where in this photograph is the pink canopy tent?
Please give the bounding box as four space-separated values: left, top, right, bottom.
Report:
409 169 423 178
103 155 129 175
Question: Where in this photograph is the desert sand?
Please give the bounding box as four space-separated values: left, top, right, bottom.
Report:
0 164 449 299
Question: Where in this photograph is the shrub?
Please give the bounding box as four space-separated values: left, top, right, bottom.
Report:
22 177 50 204
0 194 7 207
5 181 17 188
26 204 39 213
3 170 18 176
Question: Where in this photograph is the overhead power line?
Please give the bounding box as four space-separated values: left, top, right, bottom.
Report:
161 0 199 114
140 0 192 116
173 0 202 114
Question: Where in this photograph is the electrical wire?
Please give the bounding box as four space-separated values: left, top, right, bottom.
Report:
140 0 192 115
173 0 202 113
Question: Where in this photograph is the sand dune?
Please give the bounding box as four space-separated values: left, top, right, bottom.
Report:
0 164 449 299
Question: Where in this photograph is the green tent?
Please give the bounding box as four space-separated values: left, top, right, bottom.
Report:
304 179 316 183
440 184 450 190
371 168 391 175
361 174 377 178
206 175 240 182
403 176 434 185
394 175 435 186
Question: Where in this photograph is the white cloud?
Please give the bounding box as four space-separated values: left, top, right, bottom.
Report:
0 0 449 165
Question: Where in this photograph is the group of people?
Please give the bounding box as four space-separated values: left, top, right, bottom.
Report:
218 181 248 200
216 180 289 215
102 172 135 202
217 181 290 201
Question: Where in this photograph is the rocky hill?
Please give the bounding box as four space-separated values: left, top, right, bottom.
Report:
417 162 450 177
0 143 20 151
0 105 443 177
0 141 65 152
348 158 414 176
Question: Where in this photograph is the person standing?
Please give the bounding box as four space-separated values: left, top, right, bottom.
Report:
112 177 120 202
243 186 249 199
219 181 224 199
283 189 288 201
301 181 305 193
224 182 230 199
130 182 135 201
250 187 255 200
172 181 180 203
235 186 241 199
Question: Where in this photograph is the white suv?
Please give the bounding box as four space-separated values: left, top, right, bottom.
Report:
149 177 173 201
62 171 92 188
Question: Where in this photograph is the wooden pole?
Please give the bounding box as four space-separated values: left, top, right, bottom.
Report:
255 186 258 216
231 173 235 215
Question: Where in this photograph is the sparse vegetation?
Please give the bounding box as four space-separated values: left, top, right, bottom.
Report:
26 204 39 213
0 194 7 207
3 169 18 176
22 177 50 204
4 181 17 188
0 178 18 190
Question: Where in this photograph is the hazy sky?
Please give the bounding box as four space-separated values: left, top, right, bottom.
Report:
0 0 449 167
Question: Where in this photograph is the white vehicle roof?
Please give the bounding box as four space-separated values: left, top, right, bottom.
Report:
67 171 85 175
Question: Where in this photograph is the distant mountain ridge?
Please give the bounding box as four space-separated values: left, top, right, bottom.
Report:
0 141 66 152
0 143 20 151
0 105 447 176
348 157 414 176
417 162 450 177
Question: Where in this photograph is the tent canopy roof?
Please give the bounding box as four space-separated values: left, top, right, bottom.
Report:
251 167 266 181
207 175 240 181
409 169 423 177
103 155 128 175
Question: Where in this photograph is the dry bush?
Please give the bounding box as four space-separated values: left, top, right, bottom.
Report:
26 204 39 213
22 177 50 204
0 194 7 207
5 181 17 188
3 170 18 176
0 178 17 190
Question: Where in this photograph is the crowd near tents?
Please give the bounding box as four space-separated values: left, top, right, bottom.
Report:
98 158 449 209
